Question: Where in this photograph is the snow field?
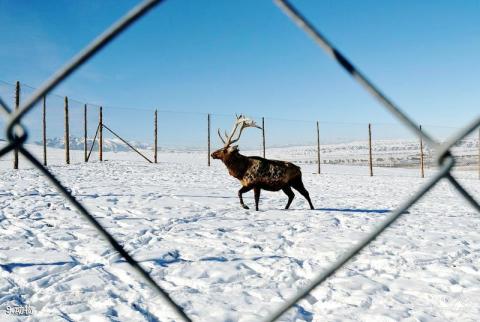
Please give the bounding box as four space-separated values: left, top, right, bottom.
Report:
0 146 479 321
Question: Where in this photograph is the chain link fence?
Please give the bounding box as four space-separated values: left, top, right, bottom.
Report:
0 0 479 321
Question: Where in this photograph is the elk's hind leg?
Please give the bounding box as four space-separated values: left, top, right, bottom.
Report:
254 187 261 211
238 186 252 209
282 186 295 209
291 178 314 210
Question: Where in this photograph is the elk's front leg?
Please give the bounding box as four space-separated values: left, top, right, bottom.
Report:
238 186 252 209
254 187 261 211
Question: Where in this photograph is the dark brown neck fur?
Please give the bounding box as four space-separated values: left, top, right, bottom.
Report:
222 151 250 180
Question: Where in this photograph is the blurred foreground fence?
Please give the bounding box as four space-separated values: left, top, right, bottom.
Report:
0 0 479 321
1 79 479 179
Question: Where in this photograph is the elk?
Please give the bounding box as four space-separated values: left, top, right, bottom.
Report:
211 115 315 211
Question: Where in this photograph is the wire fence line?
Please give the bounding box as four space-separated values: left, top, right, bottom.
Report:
0 0 478 321
1 80 478 180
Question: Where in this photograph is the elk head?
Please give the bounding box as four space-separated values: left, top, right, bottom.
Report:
211 114 262 161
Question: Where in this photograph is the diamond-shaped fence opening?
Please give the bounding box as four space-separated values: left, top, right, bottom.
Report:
0 0 479 321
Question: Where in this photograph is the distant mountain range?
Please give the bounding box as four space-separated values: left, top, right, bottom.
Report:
33 137 151 152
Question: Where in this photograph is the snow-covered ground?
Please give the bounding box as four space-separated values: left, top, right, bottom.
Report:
0 145 479 321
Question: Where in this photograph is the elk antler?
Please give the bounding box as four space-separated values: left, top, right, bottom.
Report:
217 129 226 144
218 114 262 147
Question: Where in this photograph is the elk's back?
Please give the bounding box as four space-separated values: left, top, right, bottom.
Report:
241 156 301 190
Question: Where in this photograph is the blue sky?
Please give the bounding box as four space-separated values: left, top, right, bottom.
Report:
0 0 479 146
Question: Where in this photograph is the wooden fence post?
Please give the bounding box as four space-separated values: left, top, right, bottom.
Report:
13 81 20 169
368 123 373 176
316 121 321 174
84 104 87 162
43 96 47 166
207 113 211 166
99 106 103 161
478 127 480 180
64 97 70 165
154 109 158 163
262 117 265 158
420 125 425 178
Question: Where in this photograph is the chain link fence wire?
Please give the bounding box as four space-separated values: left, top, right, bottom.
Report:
0 0 479 320
0 0 191 321
0 80 103 167
263 1 480 320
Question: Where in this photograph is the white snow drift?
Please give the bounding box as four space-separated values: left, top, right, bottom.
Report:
0 145 479 321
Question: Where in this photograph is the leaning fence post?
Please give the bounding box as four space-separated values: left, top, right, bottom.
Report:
43 96 47 166
64 97 70 164
207 113 211 166
84 104 87 162
262 117 266 158
368 123 373 176
13 81 20 170
99 106 103 161
420 125 425 178
316 121 321 174
154 109 158 163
